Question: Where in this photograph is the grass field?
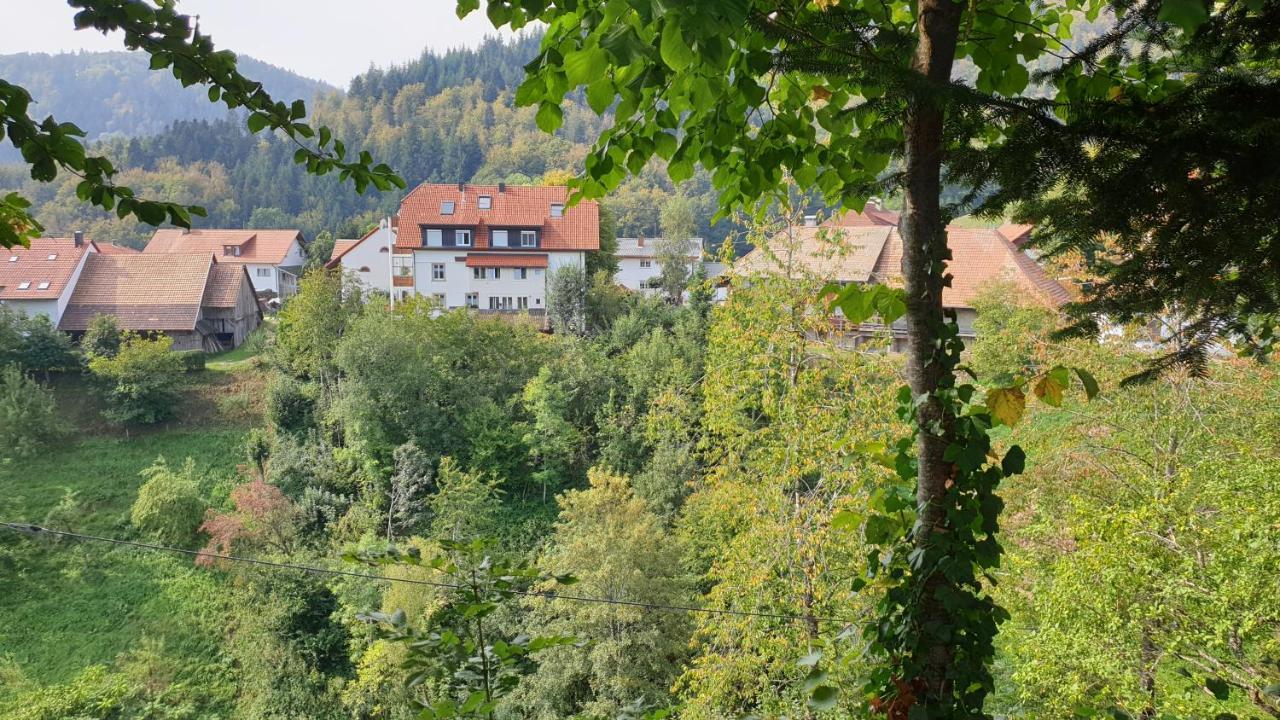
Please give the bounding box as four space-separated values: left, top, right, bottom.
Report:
0 364 264 707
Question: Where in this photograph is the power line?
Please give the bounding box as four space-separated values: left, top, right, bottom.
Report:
1 522 854 626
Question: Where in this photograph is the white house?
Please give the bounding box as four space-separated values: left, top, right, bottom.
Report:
614 236 709 293
392 183 599 312
143 228 307 298
326 219 395 294
0 233 98 325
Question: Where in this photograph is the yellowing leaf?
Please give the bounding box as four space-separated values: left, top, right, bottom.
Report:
1034 374 1065 407
988 386 1026 427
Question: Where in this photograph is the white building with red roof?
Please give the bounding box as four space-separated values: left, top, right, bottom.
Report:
392 183 599 311
143 228 307 298
326 218 396 295
0 234 98 325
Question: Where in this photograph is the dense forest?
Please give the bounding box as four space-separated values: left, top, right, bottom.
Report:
0 35 733 250
2 269 1276 719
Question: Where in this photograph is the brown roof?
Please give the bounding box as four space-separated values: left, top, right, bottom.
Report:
871 228 1072 308
464 253 549 268
0 238 94 300
202 263 251 308
94 242 141 256
735 226 893 284
396 183 599 252
996 223 1034 247
326 224 381 268
144 228 302 265
824 207 901 227
59 253 214 332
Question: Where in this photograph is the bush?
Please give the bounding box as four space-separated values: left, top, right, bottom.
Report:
266 375 316 434
175 350 207 372
131 456 206 546
1 313 77 377
80 314 123 359
88 333 186 425
0 364 65 459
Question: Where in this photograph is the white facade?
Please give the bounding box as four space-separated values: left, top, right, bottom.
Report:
242 239 306 297
614 237 707 293
397 249 585 311
0 242 96 325
333 222 395 294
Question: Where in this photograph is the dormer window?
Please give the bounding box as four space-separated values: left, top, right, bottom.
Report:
550 203 564 218
223 245 240 257
17 281 30 290
47 254 57 260
478 195 492 210
8 256 16 262
441 201 455 215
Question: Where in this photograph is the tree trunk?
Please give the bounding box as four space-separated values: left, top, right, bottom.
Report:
900 0 965 705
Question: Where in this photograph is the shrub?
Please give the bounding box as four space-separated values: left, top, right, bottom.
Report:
88 333 186 425
131 456 206 546
265 375 316 434
0 364 65 459
80 314 123 359
13 315 77 378
175 350 207 372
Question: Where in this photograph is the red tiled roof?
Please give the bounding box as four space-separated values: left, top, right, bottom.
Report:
996 223 1034 247
0 238 93 300
144 228 303 265
59 253 214 332
465 253 549 268
202 263 252 308
871 228 1071 309
94 242 141 256
396 183 599 252
824 207 901 228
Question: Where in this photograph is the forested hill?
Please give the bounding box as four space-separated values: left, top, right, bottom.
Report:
0 34 728 250
0 51 335 158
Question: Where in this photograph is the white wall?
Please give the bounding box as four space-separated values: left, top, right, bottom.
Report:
615 257 659 291
245 263 279 294
409 249 584 310
0 298 60 322
337 225 394 294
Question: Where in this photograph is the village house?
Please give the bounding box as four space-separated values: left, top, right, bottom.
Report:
735 211 1072 350
0 233 98 326
326 218 396 294
614 236 712 293
391 183 599 311
142 228 307 299
58 253 262 352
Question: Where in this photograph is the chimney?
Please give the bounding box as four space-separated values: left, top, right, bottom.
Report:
868 196 882 210
457 181 465 191
73 230 84 247
803 214 818 227
637 237 645 248
498 182 506 193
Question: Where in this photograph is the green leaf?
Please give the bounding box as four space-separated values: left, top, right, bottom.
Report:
535 101 563 133
809 685 838 711
1074 367 1100 399
1158 0 1210 33
832 510 860 531
659 21 695 71
586 78 615 114
246 113 268 133
1034 372 1065 407
1001 446 1026 476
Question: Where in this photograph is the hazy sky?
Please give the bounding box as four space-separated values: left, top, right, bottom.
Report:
0 1 506 87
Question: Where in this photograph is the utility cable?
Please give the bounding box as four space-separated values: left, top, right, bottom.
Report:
1 521 855 626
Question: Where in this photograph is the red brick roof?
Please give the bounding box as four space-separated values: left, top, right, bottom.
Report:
202 263 252 308
0 238 93 300
59 253 214 332
464 253 549 268
871 228 1072 309
144 228 303 265
824 207 901 227
996 223 1034 247
396 183 599 252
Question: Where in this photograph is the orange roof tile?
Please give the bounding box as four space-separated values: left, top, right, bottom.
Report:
824 207 901 227
396 183 599 252
202 263 252 308
144 228 303 265
0 238 93 300
464 253 549 268
996 223 1034 247
59 253 214 332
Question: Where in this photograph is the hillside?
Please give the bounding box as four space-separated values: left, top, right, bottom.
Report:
0 51 335 162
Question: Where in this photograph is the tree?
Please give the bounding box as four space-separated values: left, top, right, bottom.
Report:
510 468 695 719
247 206 292 228
196 478 298 566
656 195 696 304
14 315 76 379
130 456 206 546
80 314 122 359
545 265 588 337
460 0 1108 711
387 441 435 542
1 1 401 248
274 268 364 395
0 364 65 460
87 332 186 426
586 202 620 277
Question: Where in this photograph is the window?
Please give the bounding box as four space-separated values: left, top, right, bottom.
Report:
257 268 271 277
223 245 239 256
47 254 58 261
491 230 508 248
393 255 413 277
432 263 445 281
515 268 528 280
456 229 472 247
520 230 537 248
426 229 443 247
639 259 652 268
432 293 446 305
478 195 492 210
7 256 16 262
517 296 529 310
37 281 50 290
535 268 543 276
358 266 371 273
472 267 499 280
17 281 30 290
550 203 564 218
441 201 455 215
465 292 479 308
488 296 513 310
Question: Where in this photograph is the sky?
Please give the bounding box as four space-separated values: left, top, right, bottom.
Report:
0 0 506 88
